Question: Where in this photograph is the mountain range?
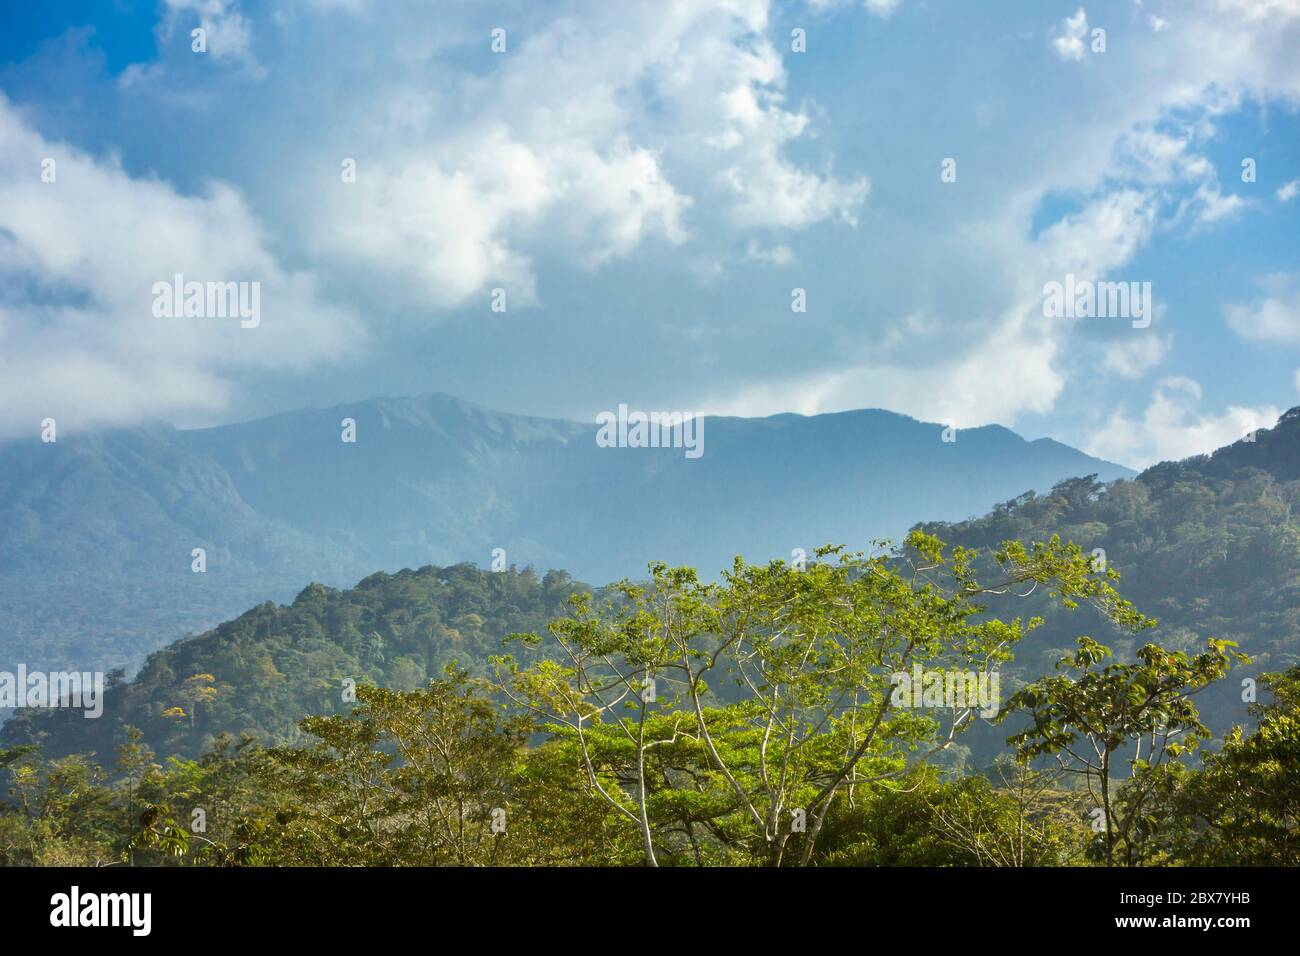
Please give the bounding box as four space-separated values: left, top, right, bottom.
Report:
5 400 1299 763
0 393 1133 679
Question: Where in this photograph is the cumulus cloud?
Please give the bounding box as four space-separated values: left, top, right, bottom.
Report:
1226 275 1300 343
742 240 794 265
0 95 359 436
1086 377 1280 468
164 0 255 61
704 187 1160 426
3 0 1300 453
1109 126 1247 231
702 302 1066 427
1215 0 1300 22
1278 179 1300 202
299 1 867 308
1113 127 1214 185
1 0 876 432
1182 182 1247 227
319 129 689 308
1035 190 1158 279
1100 333 1172 378
1052 8 1090 62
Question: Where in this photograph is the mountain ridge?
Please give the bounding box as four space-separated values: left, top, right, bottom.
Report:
4 403 1297 761
3 392 1133 679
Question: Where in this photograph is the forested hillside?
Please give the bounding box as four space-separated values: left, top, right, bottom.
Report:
2 529 1292 868
0 394 1131 680
919 406 1300 755
2 401 1296 863
2 564 584 761
6 408 1297 768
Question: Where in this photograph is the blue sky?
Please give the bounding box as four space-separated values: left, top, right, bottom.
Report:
1 0 1298 468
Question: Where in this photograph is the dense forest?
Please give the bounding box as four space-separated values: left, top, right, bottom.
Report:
1 530 1295 866
2 563 582 761
5 656 1295 866
0 395 1132 682
1 410 1296 866
919 405 1300 758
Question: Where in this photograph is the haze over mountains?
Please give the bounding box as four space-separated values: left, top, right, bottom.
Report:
8 405 1298 764
0 392 1133 678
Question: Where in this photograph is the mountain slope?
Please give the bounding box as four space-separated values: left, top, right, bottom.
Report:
7 409 1295 763
915 406 1300 758
0 564 583 760
0 393 1132 678
180 393 1135 586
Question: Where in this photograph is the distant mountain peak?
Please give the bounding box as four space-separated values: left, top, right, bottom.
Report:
0 389 1134 682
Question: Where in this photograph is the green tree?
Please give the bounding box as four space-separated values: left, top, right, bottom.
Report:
1002 636 1245 866
1141 666 1300 865
259 668 527 865
503 531 1146 865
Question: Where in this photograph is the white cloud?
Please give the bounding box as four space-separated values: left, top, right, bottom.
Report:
1277 179 1300 202
320 129 689 308
119 0 262 90
704 186 1160 427
1226 276 1300 343
162 0 255 63
742 240 794 265
1183 182 1247 226
1100 333 1172 378
0 95 358 437
808 0 902 17
1052 8 1090 62
1035 190 1158 279
702 304 1065 426
1114 127 1214 184
308 2 865 308
268 0 1300 441
702 224 1077 426
1086 377 1280 468
1215 0 1300 22
5 0 1300 444
863 0 902 16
